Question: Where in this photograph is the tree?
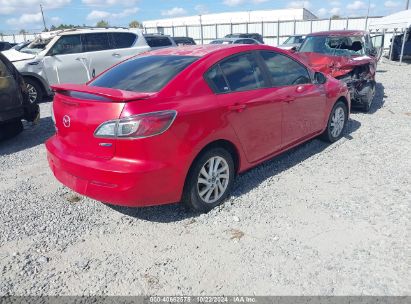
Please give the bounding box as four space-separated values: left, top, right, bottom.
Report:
331 15 341 19
50 24 82 30
19 29 27 34
96 20 109 28
129 20 142 28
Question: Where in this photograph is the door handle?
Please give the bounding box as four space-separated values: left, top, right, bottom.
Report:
112 53 121 57
228 104 246 112
75 57 87 61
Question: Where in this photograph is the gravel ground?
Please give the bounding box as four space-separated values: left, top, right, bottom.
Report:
0 59 410 296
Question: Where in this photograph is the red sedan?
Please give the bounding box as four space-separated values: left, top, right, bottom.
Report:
46 45 350 212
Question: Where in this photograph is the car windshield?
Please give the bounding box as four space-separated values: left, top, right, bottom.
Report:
299 35 365 56
19 37 53 54
89 55 199 92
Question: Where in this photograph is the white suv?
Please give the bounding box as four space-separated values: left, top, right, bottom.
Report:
2 28 150 103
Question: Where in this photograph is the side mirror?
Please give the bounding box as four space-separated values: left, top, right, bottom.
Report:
290 46 297 52
314 72 327 84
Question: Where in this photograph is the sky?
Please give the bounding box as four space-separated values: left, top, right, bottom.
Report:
0 0 407 34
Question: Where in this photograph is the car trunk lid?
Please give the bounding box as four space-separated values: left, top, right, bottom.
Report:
52 84 155 160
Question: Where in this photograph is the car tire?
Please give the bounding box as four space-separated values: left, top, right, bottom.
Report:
320 101 348 143
182 147 235 213
24 78 43 104
359 81 375 113
0 120 23 141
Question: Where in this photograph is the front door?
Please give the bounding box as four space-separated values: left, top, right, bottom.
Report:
42 34 90 85
206 52 283 163
257 51 326 146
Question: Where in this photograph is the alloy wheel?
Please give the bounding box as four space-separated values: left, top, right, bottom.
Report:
197 156 230 204
27 84 38 104
330 106 345 138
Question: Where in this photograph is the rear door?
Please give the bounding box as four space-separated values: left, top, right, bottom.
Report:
42 34 90 85
83 32 113 79
258 51 326 146
206 52 283 163
0 57 23 119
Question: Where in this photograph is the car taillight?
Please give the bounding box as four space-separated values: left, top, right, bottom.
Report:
94 110 177 139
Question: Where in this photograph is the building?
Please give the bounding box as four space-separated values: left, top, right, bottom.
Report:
143 8 318 28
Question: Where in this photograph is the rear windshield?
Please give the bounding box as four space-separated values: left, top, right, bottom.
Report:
144 36 173 47
89 55 199 92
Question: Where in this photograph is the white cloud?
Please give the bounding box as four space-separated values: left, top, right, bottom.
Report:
222 0 269 7
287 1 311 9
82 0 138 6
7 13 43 26
384 1 400 8
330 7 341 15
317 8 327 17
86 10 111 20
195 4 209 14
346 1 367 10
86 7 138 21
0 0 71 15
161 7 187 17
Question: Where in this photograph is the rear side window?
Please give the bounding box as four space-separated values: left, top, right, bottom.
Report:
205 66 230 93
84 33 110 52
219 53 265 92
111 33 137 48
259 51 311 86
90 55 198 92
144 36 173 47
49 35 82 55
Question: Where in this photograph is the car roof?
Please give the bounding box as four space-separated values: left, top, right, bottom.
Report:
212 38 255 42
145 44 280 57
59 28 141 36
307 30 367 37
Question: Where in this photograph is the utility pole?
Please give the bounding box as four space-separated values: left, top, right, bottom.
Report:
40 4 47 31
406 0 409 10
366 0 371 17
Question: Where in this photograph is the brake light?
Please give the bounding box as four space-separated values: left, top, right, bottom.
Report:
94 110 177 139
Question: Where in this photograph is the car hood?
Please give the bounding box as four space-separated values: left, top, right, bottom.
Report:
1 49 36 62
295 52 374 77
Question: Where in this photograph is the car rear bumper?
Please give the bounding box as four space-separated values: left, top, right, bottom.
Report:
46 135 181 207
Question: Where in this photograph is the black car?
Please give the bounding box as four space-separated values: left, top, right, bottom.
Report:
171 37 196 46
390 29 411 61
0 53 39 140
225 33 264 44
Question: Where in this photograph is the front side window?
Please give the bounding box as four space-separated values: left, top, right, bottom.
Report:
260 51 311 86
84 33 111 52
219 53 265 92
89 55 198 92
49 35 82 55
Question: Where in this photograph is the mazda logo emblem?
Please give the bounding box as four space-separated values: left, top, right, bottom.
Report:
63 115 71 128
